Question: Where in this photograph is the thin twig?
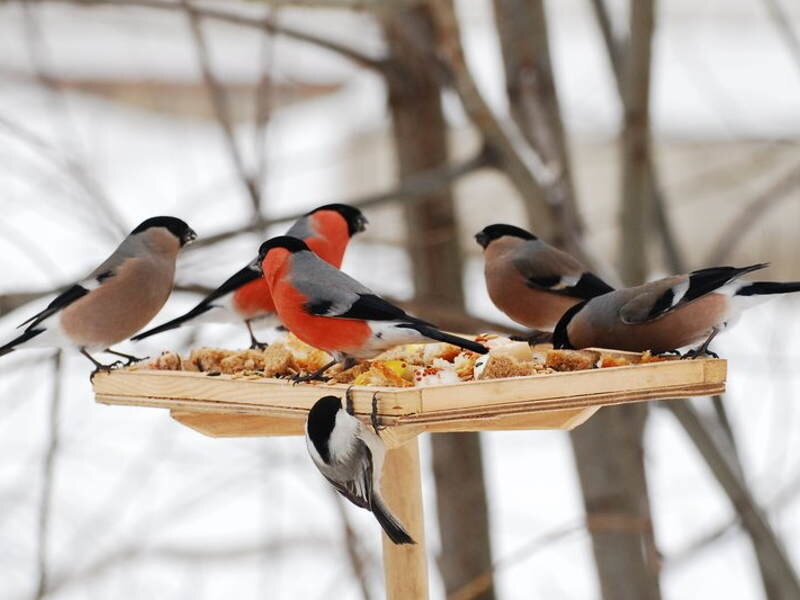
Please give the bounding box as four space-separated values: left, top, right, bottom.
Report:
763 0 800 82
183 0 260 215
330 491 373 600
427 0 558 241
32 350 62 600
705 164 800 265
64 0 386 71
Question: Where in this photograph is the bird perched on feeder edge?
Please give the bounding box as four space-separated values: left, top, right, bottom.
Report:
475 223 614 332
0 216 197 376
132 203 367 349
552 263 800 356
257 236 488 381
305 391 415 544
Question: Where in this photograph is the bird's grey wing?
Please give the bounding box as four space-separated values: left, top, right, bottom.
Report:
618 276 689 324
511 241 614 299
290 252 420 323
16 237 141 330
325 439 374 509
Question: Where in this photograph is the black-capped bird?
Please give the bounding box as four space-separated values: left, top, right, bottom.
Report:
305 393 414 544
257 236 488 381
475 224 614 331
132 204 367 349
0 217 196 374
553 263 800 356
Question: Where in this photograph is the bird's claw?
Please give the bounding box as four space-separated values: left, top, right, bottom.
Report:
249 341 268 351
291 372 330 384
345 385 355 415
681 348 720 360
124 354 148 366
371 392 385 436
89 360 124 382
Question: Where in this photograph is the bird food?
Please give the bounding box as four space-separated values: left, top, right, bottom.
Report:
135 332 676 387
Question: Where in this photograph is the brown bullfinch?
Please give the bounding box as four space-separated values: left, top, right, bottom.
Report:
0 216 196 374
306 391 414 544
553 263 800 356
257 236 488 381
132 203 367 349
475 224 614 331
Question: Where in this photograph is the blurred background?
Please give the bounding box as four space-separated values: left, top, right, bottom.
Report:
1 0 800 598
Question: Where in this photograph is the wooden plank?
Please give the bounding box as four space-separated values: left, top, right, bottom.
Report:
382 439 428 600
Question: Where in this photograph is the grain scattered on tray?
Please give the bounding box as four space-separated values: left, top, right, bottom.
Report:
545 349 600 371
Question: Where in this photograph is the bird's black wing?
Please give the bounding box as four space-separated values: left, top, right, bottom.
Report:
306 293 432 327
17 284 89 330
682 264 768 304
527 272 614 300
202 263 262 305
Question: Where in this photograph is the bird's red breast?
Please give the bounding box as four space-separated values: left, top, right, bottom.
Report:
231 210 352 320
262 249 371 355
232 278 276 319
305 210 350 268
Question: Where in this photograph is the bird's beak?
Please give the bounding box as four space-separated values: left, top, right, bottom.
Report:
474 232 489 249
356 214 368 234
183 228 198 246
248 256 263 273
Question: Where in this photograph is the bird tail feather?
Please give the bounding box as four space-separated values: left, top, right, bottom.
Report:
736 281 800 296
131 304 213 341
371 495 415 545
0 328 44 358
399 323 488 355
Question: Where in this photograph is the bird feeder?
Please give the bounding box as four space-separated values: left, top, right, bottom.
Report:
92 350 726 599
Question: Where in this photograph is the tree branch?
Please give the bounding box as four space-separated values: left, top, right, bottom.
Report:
705 164 800 265
183 0 261 215
427 0 558 242
667 400 800 598
62 0 387 71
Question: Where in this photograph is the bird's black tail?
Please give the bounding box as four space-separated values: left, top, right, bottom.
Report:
399 323 488 355
737 281 800 296
131 304 213 341
371 495 415 545
0 328 44 358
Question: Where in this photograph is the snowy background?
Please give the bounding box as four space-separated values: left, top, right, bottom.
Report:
1 0 800 598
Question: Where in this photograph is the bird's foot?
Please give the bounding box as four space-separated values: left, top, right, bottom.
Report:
510 330 553 345
371 392 385 436
249 341 269 351
104 349 149 366
89 360 124 382
681 348 720 360
291 371 331 384
345 385 355 415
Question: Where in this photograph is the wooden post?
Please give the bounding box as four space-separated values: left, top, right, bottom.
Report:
381 437 428 600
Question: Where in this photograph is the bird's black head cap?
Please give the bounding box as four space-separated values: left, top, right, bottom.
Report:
307 395 343 464
475 224 536 249
257 236 310 261
132 216 197 246
551 300 587 349
308 203 368 237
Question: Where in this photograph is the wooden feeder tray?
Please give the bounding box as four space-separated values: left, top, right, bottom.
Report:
91 348 726 599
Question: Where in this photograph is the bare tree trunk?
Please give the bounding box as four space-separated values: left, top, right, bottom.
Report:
571 3 663 599
492 0 583 254
382 8 495 599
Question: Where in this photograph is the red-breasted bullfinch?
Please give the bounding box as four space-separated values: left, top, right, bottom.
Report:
475 224 614 331
0 217 196 374
257 236 488 380
306 392 414 545
132 203 367 349
553 263 800 356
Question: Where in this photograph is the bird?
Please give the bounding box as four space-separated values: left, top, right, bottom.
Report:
0 216 197 375
305 392 414 544
257 236 488 381
132 203 368 349
552 263 800 356
475 223 614 331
